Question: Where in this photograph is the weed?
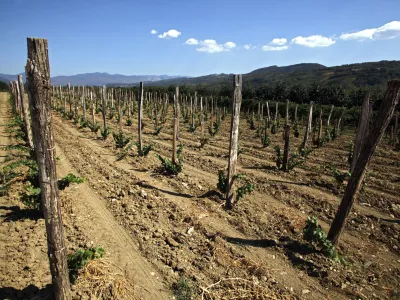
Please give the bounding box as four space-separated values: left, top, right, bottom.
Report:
261 130 271 147
294 122 300 138
303 216 342 262
156 144 183 175
88 122 100 133
199 137 209 148
325 164 351 184
347 141 354 166
126 118 133 126
217 170 227 193
173 276 195 300
113 131 130 149
21 185 41 210
58 173 84 190
274 146 282 169
67 246 105 283
100 128 111 140
153 126 163 135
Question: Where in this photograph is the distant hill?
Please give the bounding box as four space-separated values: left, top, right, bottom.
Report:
0 77 9 84
147 61 400 88
0 72 182 86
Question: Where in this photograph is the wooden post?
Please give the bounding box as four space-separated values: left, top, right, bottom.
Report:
328 80 400 245
327 105 334 127
395 111 399 146
25 37 71 300
266 101 271 128
200 97 204 137
282 125 291 171
90 88 95 126
294 104 298 122
18 74 34 150
101 85 107 133
172 87 179 164
74 86 78 119
226 75 242 209
138 82 144 153
274 102 278 122
82 86 86 121
285 99 289 126
14 81 22 119
350 93 370 172
301 102 313 150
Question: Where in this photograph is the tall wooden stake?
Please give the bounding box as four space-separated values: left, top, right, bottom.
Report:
172 87 179 164
226 75 242 209
25 37 71 300
101 85 107 133
18 74 34 150
350 93 370 172
282 125 291 171
301 102 313 150
138 82 144 153
328 80 400 245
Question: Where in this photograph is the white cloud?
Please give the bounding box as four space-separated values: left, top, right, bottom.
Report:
150 29 157 35
224 41 236 49
196 39 225 53
291 35 335 47
262 45 289 51
187 39 236 53
158 29 181 39
271 38 287 46
185 38 199 45
339 21 400 41
244 44 257 50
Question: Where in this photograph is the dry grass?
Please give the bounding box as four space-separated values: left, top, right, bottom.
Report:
75 258 136 300
203 237 294 299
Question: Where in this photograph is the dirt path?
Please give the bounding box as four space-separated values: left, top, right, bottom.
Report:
54 144 170 299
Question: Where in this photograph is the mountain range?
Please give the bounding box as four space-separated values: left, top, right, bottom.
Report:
0 73 181 86
146 60 400 88
1 60 399 88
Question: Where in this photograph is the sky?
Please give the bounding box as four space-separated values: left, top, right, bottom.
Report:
0 0 400 77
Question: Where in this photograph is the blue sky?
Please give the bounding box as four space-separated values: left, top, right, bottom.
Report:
1 0 399 77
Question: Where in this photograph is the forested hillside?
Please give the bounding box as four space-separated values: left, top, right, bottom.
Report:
144 60 400 109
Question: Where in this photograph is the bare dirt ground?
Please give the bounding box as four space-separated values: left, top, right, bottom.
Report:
1 93 399 299
50 101 399 299
0 93 169 300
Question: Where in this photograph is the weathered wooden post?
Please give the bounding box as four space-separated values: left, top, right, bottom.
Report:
90 88 95 126
327 105 334 127
350 93 370 172
18 74 34 150
328 80 400 245
226 75 242 209
395 111 399 146
200 97 204 137
285 99 289 126
138 82 144 153
14 81 22 119
266 101 271 128
74 86 78 119
25 37 71 300
82 86 86 122
172 87 179 164
282 125 291 171
317 109 323 147
301 101 313 150
67 84 72 114
101 85 107 134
